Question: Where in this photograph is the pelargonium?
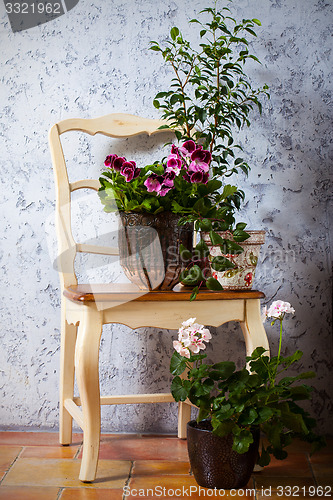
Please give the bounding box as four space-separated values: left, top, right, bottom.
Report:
263 300 295 321
173 317 212 358
104 154 140 182
143 140 211 196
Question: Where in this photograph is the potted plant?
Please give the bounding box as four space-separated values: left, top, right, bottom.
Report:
150 1 269 291
98 1 269 296
98 141 249 294
169 301 325 489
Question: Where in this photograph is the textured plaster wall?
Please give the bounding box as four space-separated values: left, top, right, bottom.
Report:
0 0 332 433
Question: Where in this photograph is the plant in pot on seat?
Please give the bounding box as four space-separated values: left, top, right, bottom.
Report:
170 301 325 489
150 2 270 292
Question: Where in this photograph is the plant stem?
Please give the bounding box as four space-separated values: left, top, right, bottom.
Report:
271 318 283 387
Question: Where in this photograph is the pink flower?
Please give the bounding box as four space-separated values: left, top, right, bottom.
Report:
144 174 163 193
166 154 182 175
174 318 212 358
104 154 126 172
173 340 191 358
179 140 196 157
191 148 211 166
265 300 295 321
120 161 140 182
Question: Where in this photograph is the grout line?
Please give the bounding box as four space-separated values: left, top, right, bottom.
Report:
306 451 318 488
122 460 134 500
56 487 64 500
0 446 25 485
74 443 82 459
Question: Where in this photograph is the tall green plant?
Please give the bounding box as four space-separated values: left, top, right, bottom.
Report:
150 1 269 178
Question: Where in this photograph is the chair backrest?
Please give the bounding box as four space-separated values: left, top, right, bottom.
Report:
49 113 173 292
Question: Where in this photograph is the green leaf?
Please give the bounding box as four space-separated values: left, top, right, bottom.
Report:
153 100 160 109
171 376 190 401
257 407 275 423
209 230 225 246
258 445 271 467
179 243 192 261
170 26 180 40
170 351 187 376
232 429 254 454
238 408 258 425
206 277 223 291
195 239 210 258
212 361 236 378
211 256 235 272
232 229 250 242
199 218 212 231
212 420 235 438
190 286 199 302
252 18 261 26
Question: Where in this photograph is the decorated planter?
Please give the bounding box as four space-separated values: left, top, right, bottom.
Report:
187 420 260 490
202 230 265 290
118 211 193 291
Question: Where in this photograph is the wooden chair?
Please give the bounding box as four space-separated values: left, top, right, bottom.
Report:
49 113 270 482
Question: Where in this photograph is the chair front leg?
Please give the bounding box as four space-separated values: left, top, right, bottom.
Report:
75 306 103 482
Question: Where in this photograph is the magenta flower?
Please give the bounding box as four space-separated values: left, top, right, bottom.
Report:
171 144 181 157
179 140 196 157
190 149 211 170
159 186 172 197
120 161 140 182
166 154 182 175
163 171 176 187
144 174 163 193
104 154 126 172
104 154 117 168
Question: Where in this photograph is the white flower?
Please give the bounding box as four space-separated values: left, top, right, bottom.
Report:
174 319 212 357
173 340 190 358
266 300 295 320
181 317 196 328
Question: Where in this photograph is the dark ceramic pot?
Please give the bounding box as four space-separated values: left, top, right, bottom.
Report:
118 211 193 291
187 420 259 490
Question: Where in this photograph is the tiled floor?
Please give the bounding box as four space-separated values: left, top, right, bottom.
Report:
0 432 331 499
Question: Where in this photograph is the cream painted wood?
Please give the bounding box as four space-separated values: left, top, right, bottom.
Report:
75 305 103 482
64 399 84 430
50 113 269 483
240 299 270 356
102 299 244 328
76 244 119 256
59 302 77 445
73 394 175 405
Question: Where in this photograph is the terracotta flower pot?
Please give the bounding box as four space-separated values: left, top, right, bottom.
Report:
187 420 260 490
202 230 265 290
118 211 193 290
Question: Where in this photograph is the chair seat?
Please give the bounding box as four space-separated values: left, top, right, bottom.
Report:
63 283 265 304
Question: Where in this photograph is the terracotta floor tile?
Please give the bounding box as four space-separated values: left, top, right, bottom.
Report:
0 432 82 447
60 488 124 499
2 458 131 489
93 435 189 461
0 486 60 500
128 476 255 499
20 445 79 459
254 476 316 489
0 446 22 480
313 476 333 488
254 453 312 477
258 493 331 500
132 460 191 476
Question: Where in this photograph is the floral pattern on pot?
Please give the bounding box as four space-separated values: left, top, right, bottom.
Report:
202 230 265 290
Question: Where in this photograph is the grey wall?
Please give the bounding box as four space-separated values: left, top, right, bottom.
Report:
0 0 332 433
